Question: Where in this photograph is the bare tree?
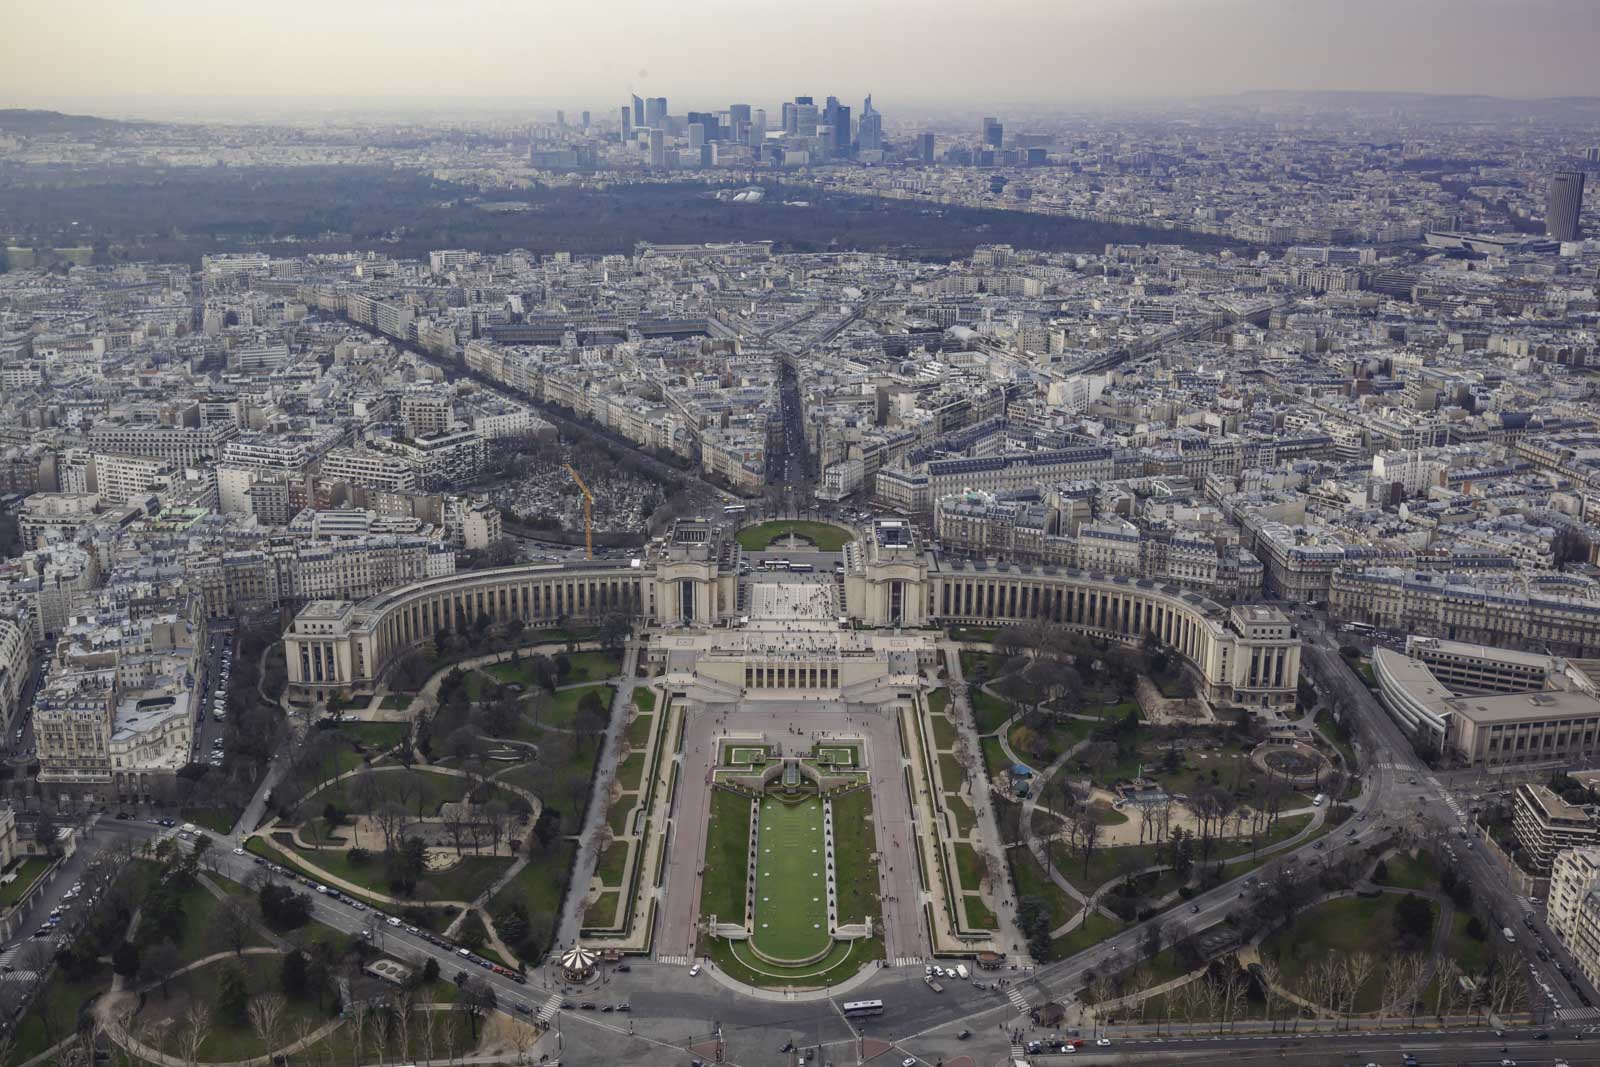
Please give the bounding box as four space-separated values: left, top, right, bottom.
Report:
349 1000 368 1067
1432 958 1460 1021
248 994 286 1062
180 1003 212 1067
374 802 412 854
420 1005 438 1066
1257 957 1283 1031
372 1000 391 1066
1343 951 1376 1024
394 990 413 1062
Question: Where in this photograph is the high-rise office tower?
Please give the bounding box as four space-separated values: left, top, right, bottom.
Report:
1548 170 1586 242
982 117 1004 149
752 109 768 145
793 102 818 137
556 110 565 127
728 103 751 144
823 97 851 157
918 132 935 163
631 94 644 127
581 111 590 129
649 128 665 168
858 110 883 153
645 97 667 128
619 106 631 142
1586 147 1600 164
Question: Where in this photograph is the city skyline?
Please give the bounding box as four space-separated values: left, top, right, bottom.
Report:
5 0 1600 121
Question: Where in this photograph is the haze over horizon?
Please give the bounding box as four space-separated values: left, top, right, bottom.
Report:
5 0 1600 122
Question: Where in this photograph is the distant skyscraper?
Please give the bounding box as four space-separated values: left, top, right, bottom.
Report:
555 110 565 128
982 117 1004 149
729 103 751 144
918 132 935 163
1587 147 1600 164
1548 170 1586 242
645 96 667 128
581 111 590 129
824 98 851 157
631 94 644 127
649 128 665 168
619 106 631 143
856 95 882 153
752 109 768 146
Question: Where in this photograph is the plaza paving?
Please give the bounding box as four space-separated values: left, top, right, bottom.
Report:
658 700 927 968
746 575 837 620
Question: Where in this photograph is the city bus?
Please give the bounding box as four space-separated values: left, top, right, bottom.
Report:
723 504 747 516
789 563 814 573
841 1000 884 1018
1347 621 1375 634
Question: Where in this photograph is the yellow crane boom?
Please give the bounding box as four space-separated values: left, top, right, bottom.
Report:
564 463 595 560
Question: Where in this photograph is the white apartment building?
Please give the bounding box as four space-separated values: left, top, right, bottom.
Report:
90 452 173 506
319 447 417 493
1549 847 1600 990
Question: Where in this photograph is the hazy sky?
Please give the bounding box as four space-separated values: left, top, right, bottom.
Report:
5 0 1600 119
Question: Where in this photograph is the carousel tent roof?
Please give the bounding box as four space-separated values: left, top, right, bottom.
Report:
560 944 598 970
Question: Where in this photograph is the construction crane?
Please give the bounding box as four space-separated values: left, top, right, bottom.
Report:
564 463 595 560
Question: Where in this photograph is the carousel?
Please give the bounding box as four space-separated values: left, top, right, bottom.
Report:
559 943 599 984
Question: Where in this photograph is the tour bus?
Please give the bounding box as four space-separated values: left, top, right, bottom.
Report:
1347 621 1375 634
841 1000 884 1018
723 504 747 516
789 562 814 573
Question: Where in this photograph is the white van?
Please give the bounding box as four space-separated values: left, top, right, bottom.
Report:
1312 793 1326 807
955 964 970 980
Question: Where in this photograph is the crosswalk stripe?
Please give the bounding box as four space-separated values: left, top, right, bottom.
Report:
655 954 690 966
1006 987 1031 1013
535 993 562 1023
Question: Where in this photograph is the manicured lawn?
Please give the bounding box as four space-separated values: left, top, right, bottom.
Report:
626 713 654 748
927 688 949 718
1049 912 1124 960
563 650 622 682
632 686 656 713
705 929 882 990
616 751 645 791
1446 908 1490 975
584 890 619 927
1377 849 1440 891
831 789 881 926
545 683 615 727
981 737 1008 782
701 789 752 926
491 840 575 925
959 651 1005 681
9 968 111 1063
608 796 636 836
595 841 629 887
751 796 830 960
952 841 986 892
1010 847 1081 930
963 895 997 930
0 857 53 907
972 689 1013 734
1262 894 1436 1012
173 879 269 962
305 767 470 819
735 520 854 551
289 845 512 903
930 713 957 751
143 955 335 1063
1009 715 1095 762
946 794 976 836
337 721 408 749
938 752 967 793
379 694 413 711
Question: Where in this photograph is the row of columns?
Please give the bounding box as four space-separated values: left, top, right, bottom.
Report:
744 664 841 690
936 576 1209 663
367 575 646 675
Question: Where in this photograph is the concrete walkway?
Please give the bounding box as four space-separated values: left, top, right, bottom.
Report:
943 643 1030 964
553 636 640 949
